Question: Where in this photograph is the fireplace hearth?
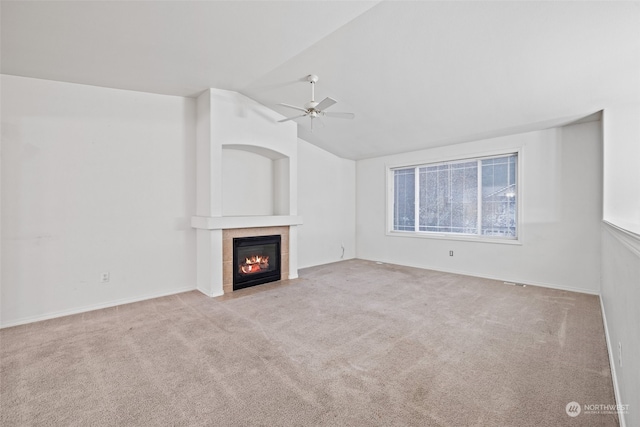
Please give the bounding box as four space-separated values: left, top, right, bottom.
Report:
233 235 281 290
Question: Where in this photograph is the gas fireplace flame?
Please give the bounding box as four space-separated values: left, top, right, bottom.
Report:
240 255 270 274
245 255 266 265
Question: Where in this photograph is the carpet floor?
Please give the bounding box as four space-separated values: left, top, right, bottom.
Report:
1 260 617 426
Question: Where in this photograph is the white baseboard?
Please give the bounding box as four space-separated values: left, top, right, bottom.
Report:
0 285 197 329
196 286 224 298
600 296 626 427
364 258 600 296
451 268 600 295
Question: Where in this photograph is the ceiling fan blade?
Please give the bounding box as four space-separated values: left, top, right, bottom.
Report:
322 112 355 119
278 103 308 113
315 97 337 112
277 114 307 123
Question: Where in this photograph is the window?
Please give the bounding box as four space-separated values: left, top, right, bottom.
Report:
391 153 518 239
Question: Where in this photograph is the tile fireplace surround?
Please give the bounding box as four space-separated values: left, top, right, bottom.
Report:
222 226 289 294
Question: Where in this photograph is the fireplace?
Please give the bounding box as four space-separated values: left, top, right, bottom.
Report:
191 89 301 297
233 235 281 290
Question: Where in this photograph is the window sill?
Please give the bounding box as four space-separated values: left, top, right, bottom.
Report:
386 230 522 245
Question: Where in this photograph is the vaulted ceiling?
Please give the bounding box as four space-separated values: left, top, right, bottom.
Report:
2 1 639 160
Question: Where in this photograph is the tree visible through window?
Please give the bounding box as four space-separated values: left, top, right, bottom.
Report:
392 154 517 238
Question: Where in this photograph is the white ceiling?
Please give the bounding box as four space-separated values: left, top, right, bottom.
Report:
2 1 639 160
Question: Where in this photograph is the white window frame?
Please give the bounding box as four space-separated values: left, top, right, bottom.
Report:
386 148 523 245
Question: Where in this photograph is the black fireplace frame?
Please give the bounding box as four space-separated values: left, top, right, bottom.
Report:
232 235 281 291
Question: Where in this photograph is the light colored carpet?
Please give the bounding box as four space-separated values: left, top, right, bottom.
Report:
1 260 617 426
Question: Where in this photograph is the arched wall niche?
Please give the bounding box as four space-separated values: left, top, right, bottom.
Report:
222 145 291 216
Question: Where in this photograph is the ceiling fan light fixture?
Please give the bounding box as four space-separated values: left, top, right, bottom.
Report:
276 74 355 130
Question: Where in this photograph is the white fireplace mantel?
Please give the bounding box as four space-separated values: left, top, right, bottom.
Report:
191 215 303 230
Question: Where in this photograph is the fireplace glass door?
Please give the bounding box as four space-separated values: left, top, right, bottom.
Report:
233 235 281 290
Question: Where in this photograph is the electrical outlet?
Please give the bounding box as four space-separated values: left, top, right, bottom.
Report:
449 250 454 256
100 272 110 283
618 342 622 367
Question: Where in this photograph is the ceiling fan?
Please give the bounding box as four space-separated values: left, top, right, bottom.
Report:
277 75 355 130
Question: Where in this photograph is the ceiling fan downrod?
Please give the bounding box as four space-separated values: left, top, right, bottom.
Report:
306 75 319 110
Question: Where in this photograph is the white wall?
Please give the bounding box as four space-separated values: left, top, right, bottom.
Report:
603 105 640 235
601 224 639 427
356 121 602 293
600 103 640 427
297 138 356 268
1 75 197 327
221 148 273 216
